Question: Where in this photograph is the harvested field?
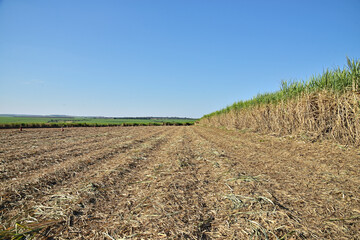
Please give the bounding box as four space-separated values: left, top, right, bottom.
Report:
1 126 359 239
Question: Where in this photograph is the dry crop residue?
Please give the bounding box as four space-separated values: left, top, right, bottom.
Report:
1 126 359 239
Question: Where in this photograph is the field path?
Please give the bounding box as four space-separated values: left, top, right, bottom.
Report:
1 126 359 239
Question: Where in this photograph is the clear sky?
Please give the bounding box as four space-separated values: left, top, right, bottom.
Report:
0 0 359 118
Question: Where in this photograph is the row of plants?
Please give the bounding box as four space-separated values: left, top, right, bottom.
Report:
202 57 360 119
0 122 194 129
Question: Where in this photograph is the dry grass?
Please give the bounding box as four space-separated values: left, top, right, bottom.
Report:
200 91 360 146
1 126 359 239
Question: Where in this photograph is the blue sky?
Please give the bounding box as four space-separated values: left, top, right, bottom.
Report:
0 0 359 118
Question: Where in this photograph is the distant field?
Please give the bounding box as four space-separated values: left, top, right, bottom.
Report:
0 116 197 128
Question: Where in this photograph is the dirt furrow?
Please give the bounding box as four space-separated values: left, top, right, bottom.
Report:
17 127 181 239
1 126 359 239
0 127 163 190
116 127 215 239
0 127 168 220
0 127 159 182
197 126 360 176
76 126 230 239
0 128 96 153
0 127 136 164
193 126 360 239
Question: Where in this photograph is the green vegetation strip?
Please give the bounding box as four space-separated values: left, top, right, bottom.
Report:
202 57 360 119
0 117 197 128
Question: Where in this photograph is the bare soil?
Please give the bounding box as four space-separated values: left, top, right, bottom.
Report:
1 126 359 239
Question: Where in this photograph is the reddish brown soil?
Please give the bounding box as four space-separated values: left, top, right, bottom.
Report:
1 126 359 239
